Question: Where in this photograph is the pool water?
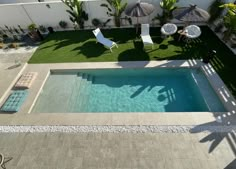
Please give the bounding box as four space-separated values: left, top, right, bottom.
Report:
32 68 226 113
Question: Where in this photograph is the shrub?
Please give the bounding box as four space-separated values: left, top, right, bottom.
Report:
59 21 68 29
28 24 37 32
0 42 4 49
39 25 47 33
9 42 18 49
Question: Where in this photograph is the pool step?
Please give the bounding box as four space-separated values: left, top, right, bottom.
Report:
67 74 83 112
80 75 93 112
72 73 93 112
78 72 94 83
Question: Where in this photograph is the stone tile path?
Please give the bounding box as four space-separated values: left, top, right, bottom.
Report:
0 132 235 169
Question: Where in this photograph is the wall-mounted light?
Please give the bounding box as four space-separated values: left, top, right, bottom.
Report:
46 4 51 9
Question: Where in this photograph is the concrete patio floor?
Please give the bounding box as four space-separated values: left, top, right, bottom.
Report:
0 52 33 103
0 132 235 169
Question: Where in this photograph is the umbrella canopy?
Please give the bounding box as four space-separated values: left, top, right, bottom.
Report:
125 0 155 34
172 4 210 23
125 0 155 17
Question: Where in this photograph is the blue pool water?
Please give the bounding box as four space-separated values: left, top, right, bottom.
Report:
32 68 226 113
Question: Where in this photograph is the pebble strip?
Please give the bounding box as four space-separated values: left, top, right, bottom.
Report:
0 125 236 133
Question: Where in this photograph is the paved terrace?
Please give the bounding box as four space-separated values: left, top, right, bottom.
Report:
0 132 235 169
0 51 34 103
0 53 236 169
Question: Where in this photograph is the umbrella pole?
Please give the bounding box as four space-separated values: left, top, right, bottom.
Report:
136 17 139 35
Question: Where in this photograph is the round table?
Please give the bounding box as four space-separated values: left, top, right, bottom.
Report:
161 23 177 36
184 25 201 39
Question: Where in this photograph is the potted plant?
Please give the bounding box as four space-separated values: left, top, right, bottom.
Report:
39 25 47 33
9 42 18 49
18 25 25 34
0 42 4 49
62 0 89 29
100 0 128 27
59 21 68 29
28 23 38 41
153 0 177 25
28 23 37 32
0 33 4 49
28 23 43 41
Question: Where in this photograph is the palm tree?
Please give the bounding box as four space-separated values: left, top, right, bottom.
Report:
220 3 236 41
62 0 88 29
153 0 177 25
101 0 128 27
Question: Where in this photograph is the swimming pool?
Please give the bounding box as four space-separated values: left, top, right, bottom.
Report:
31 68 226 113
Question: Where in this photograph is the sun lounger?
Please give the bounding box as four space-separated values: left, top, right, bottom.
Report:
92 28 118 52
14 72 37 89
0 90 28 112
141 24 154 49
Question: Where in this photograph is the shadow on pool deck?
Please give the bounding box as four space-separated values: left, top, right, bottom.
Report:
191 120 236 168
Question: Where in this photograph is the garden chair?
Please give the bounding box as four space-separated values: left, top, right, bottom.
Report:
0 153 13 169
92 28 118 52
141 24 154 49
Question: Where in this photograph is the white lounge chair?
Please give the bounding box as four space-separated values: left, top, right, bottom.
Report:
141 24 154 49
92 28 118 52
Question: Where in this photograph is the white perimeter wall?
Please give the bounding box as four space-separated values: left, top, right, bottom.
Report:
0 0 232 30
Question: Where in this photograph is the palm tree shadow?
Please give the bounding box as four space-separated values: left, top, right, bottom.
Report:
130 85 155 98
199 131 227 153
190 113 236 163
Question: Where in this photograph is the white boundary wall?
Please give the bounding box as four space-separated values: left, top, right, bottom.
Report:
0 0 229 30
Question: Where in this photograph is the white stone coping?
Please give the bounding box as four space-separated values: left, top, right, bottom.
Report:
0 125 235 133
0 60 235 126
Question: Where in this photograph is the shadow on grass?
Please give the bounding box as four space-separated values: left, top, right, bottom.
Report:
73 41 108 58
118 40 150 62
159 39 207 60
152 36 164 44
159 44 168 50
102 28 137 44
38 31 93 51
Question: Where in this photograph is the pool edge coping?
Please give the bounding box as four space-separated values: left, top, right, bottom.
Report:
0 60 235 126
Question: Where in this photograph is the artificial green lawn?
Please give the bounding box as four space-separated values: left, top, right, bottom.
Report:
29 26 236 97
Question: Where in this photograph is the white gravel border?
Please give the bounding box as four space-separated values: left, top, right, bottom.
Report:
0 125 235 133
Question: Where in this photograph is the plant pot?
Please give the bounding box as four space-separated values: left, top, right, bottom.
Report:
28 30 40 41
114 17 121 27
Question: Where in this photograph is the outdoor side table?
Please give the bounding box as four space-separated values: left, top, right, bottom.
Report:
184 25 201 42
161 23 177 38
